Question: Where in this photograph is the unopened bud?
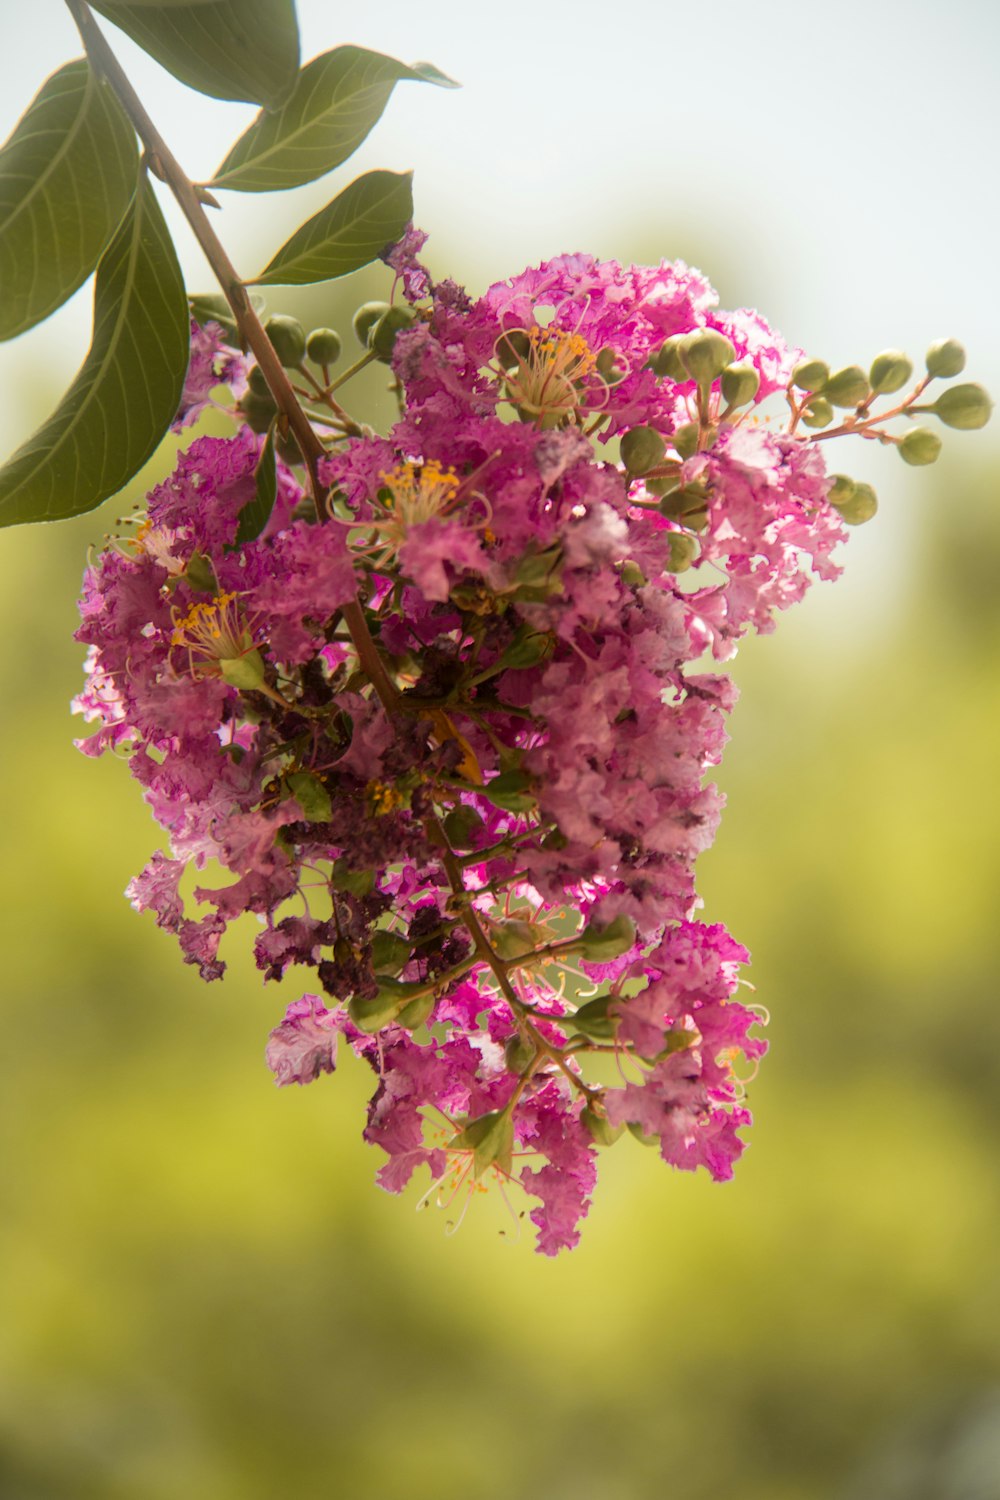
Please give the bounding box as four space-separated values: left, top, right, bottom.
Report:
792 358 830 392
504 1034 536 1075
664 532 699 572
306 327 342 366
620 560 647 588
370 930 412 976
396 992 435 1031
352 300 391 347
264 314 306 368
577 913 637 961
276 430 303 467
800 397 834 428
247 363 271 397
932 382 992 430
620 425 666 475
925 338 966 379
627 1121 659 1148
582 1105 625 1147
238 390 277 434
869 349 913 395
596 346 627 384
720 362 760 407
649 334 689 381
349 988 406 1034
831 480 878 525
826 474 856 509
371 304 416 362
898 426 943 465
821 366 871 408
681 329 736 386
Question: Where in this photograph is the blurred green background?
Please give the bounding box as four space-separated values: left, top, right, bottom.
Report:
2 3 999 1497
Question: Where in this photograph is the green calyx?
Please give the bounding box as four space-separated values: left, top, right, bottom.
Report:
449 1109 515 1179
830 480 878 526
352 301 391 346
664 532 699 572
792 358 830 393
820 365 871 409
620 425 667 475
239 389 277 434
581 1104 625 1147
576 912 637 962
306 327 342 366
930 382 992 430
680 329 736 386
371 304 417 362
219 649 267 690
649 334 689 381
800 397 834 429
720 362 759 408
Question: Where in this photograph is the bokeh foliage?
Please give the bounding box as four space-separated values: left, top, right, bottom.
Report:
1 251 997 1497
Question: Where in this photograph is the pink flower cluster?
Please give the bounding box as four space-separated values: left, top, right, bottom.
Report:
75 246 849 1252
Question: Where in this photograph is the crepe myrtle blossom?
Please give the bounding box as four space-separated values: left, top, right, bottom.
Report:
75 237 990 1252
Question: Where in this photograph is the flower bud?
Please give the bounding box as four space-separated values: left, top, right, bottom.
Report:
620 425 666 475
349 987 406 1034
247 363 271 397
596 346 627 384
276 430 303 467
620 560 647 588
670 422 700 460
792 358 829 392
442 804 485 849
800 397 834 429
649 334 689 381
925 338 966 379
898 426 942 465
931 382 992 430
370 930 412 976
219 649 267 691
504 1034 536 1075
664 532 699 572
264 314 306 368
831 480 878 525
306 327 342 366
571 995 617 1040
238 390 277 434
869 350 913 395
582 1105 625 1147
396 992 435 1031
681 329 736 386
821 365 871 408
576 913 637 961
371 304 417 362
352 300 391 347
720 362 760 407
826 474 856 509
627 1121 659 1148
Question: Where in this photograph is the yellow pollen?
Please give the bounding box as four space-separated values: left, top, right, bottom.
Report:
367 780 404 815
501 325 599 425
171 592 253 661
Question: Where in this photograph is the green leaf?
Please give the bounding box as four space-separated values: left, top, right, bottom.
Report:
481 769 536 813
0 171 188 529
230 424 277 548
0 59 137 341
253 170 414 286
90 0 299 110
209 45 456 193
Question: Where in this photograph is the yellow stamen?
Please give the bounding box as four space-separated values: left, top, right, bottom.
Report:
502 325 599 425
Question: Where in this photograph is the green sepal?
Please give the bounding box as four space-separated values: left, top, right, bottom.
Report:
370 931 412 977
627 1120 659 1148
219 650 267 691
576 913 637 962
582 1104 625 1146
253 170 415 286
0 59 137 341
571 994 618 1040
449 1109 514 1179
182 551 219 593
285 770 332 823
496 626 554 672
491 919 539 961
924 338 966 379
620 425 666 476
869 349 913 396
396 992 436 1031
820 365 870 409
482 769 536 813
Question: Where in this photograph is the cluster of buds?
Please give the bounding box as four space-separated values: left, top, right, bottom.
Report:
75 234 990 1251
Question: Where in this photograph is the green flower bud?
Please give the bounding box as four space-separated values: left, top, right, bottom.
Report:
396 992 435 1031
596 346 627 384
720 362 760 408
247 362 271 397
831 480 878 525
627 1120 659 1148
869 349 913 395
620 560 647 588
826 474 856 509
352 301 391 347
349 988 406 1034
504 1034 536 1075
925 338 966 379
792 358 830 392
821 365 871 408
659 482 709 526
305 327 342 366
370 930 412 977
571 995 618 1041
800 397 834 429
264 314 306 368
681 329 736 386
620 425 667 475
371 304 417 362
898 426 943 465
664 532 699 572
649 334 689 381
581 1105 625 1147
238 390 277 434
931 382 993 430
276 430 303 467
219 649 266 691
670 422 701 460
576 913 637 962
482 768 535 813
